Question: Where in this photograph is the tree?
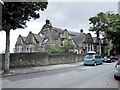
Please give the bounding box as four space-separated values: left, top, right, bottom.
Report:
1 1 48 73
50 47 62 53
89 12 120 54
63 40 75 53
89 12 110 37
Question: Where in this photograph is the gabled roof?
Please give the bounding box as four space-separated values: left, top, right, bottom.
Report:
40 24 81 36
42 30 60 44
40 23 88 46
39 25 64 36
25 32 37 44
25 31 45 45
33 33 44 44
42 24 51 30
16 35 26 46
22 37 27 42
68 31 80 36
52 27 64 34
72 33 86 47
84 33 93 44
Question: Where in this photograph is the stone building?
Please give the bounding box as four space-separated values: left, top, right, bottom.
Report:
15 19 109 55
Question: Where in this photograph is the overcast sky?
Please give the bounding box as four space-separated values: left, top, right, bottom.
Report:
0 1 119 53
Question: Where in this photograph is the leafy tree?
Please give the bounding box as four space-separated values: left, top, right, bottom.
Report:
1 1 48 73
89 12 120 54
89 12 110 37
63 40 75 53
50 47 62 53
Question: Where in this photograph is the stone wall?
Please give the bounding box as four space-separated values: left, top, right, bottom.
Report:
1 52 84 68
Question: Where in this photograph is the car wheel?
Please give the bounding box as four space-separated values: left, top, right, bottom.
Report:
114 75 118 80
94 63 97 66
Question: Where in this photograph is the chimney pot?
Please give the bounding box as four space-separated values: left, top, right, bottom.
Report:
80 29 83 33
46 19 50 25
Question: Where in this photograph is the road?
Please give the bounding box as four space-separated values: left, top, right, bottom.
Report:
2 62 120 88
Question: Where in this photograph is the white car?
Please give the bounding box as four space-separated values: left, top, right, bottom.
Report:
88 51 96 54
114 60 120 80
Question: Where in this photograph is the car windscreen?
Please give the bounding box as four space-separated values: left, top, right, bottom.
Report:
84 55 93 59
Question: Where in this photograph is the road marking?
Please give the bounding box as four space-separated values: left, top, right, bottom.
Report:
79 66 95 70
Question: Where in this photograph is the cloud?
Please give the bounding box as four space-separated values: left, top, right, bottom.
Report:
40 2 118 31
0 1 118 53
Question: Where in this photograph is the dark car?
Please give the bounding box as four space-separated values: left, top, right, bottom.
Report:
110 56 115 62
103 56 115 63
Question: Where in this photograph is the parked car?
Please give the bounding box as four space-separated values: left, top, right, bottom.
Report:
114 59 120 80
83 54 103 66
101 57 105 61
103 56 114 63
110 56 115 62
87 51 96 54
103 56 109 62
115 55 120 60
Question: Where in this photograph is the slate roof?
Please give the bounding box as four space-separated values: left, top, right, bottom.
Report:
40 24 88 46
83 33 93 44
72 33 86 47
16 35 26 46
42 30 60 44
41 24 80 36
16 22 96 48
42 24 51 30
68 31 80 36
52 27 64 34
33 34 44 44
25 32 37 44
22 37 26 42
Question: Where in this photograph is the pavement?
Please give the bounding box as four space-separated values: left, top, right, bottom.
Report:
0 62 83 77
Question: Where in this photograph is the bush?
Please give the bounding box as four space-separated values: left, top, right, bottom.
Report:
50 47 62 53
63 40 75 53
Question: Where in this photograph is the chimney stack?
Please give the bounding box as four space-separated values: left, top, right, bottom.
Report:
46 19 50 25
80 29 83 33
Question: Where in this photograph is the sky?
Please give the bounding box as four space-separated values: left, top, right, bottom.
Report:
0 0 119 53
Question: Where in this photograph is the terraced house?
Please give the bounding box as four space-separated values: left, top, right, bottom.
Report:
15 20 109 55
